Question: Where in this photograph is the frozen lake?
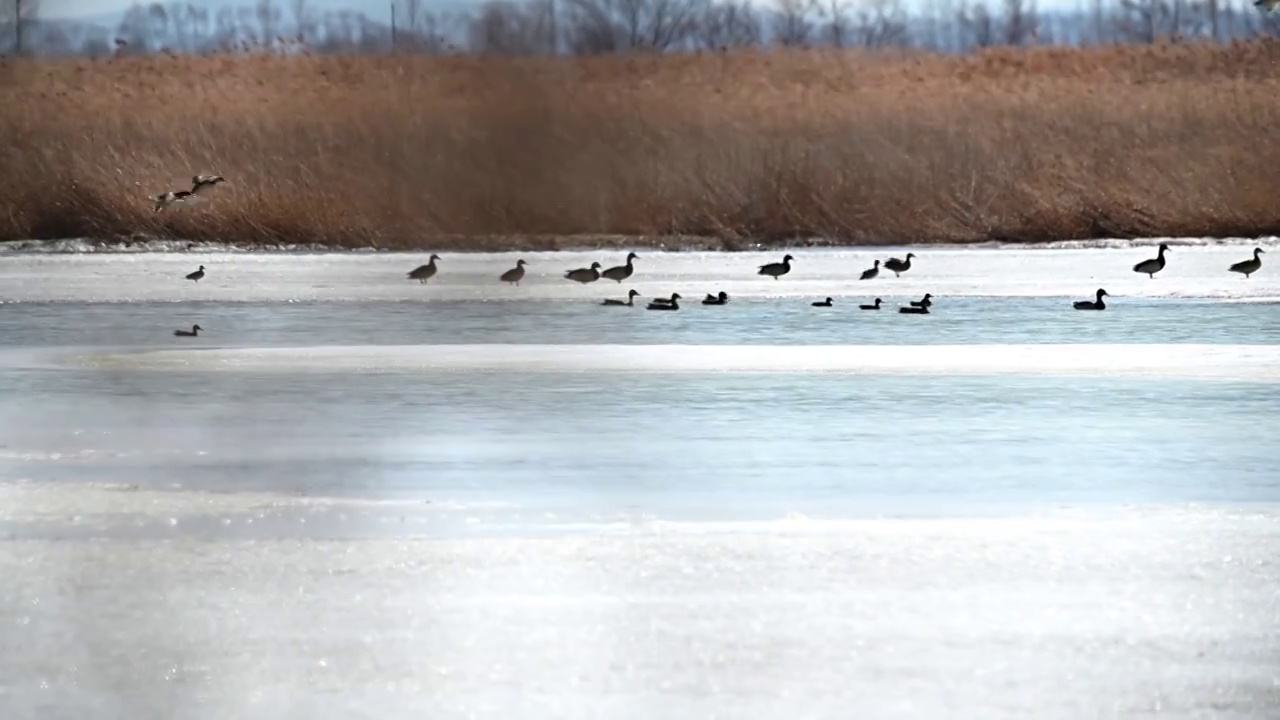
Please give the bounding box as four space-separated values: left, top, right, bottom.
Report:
1 242 1278 718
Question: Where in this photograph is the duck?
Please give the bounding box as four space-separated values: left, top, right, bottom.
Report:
757 254 794 280
407 254 441 283
1132 243 1170 278
151 174 226 212
647 293 681 310
702 291 729 305
185 265 205 282
859 298 883 310
602 289 641 306
565 262 602 284
1228 247 1265 278
909 293 933 308
1073 288 1109 310
811 297 833 307
883 253 915 277
898 305 930 314
500 259 527 286
173 324 203 337
601 252 638 283
859 260 880 280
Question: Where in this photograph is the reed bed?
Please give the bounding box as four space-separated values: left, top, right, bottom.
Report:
2 40 1280 249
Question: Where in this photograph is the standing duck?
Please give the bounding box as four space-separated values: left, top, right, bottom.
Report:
909 293 933 308
647 293 681 310
859 298 883 310
811 297 834 307
602 289 641 306
173 324 203 337
407 254 441 283
565 262 603 284
883 253 916 277
1073 288 1109 310
1132 243 1170 278
859 260 880 280
1228 247 1265 278
757 254 794 280
500 259 528 286
185 265 205 282
601 252 638 283
702 291 729 305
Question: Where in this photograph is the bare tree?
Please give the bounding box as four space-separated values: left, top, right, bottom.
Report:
851 0 910 46
772 0 819 46
1002 0 1038 43
693 0 761 48
562 0 703 54
469 0 557 53
825 0 852 45
256 0 282 48
958 0 995 47
2 0 40 54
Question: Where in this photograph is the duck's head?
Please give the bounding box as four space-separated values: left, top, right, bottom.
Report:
1256 248 1267 256
671 293 683 301
922 293 932 299
516 259 527 267
1158 243 1170 252
628 289 640 297
906 252 916 260
874 298 882 304
193 324 203 331
719 291 728 300
873 260 880 267
825 297 833 303
429 254 441 261
1097 288 1109 297
783 254 794 262
198 265 205 270
627 252 638 261
591 262 602 270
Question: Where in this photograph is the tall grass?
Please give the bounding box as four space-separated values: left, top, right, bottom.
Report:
2 41 1280 249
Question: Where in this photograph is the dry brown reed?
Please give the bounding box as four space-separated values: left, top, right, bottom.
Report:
2 40 1280 249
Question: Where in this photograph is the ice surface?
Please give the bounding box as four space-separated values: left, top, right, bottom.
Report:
60 342 1280 380
1 243 1278 303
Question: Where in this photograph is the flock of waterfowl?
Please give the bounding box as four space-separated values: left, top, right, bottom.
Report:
148 177 1269 333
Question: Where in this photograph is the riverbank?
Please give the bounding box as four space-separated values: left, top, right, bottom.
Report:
3 41 1279 249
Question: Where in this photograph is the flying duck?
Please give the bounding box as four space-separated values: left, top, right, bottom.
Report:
151 174 226 212
602 289 641 306
883 253 915 277
859 260 880 280
811 297 833 307
1132 243 1170 278
1073 288 1109 310
757 254 794 280
407 254 441 283
647 293 681 310
909 293 933 308
702 291 729 305
173 324 203 337
500 259 527 285
565 262 603 284
601 252 638 283
859 298 883 310
1228 247 1265 278
185 265 205 282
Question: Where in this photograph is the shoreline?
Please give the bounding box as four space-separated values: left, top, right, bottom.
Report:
1 234 1275 255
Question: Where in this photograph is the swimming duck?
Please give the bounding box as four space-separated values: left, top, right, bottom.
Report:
859 298 883 310
602 289 641 306
407 254 441 283
757 254 794 280
647 293 681 310
909 293 933 308
898 305 930 314
500 259 527 285
1132 243 1170 278
859 260 880 280
1228 247 1265 278
173 324 203 337
811 297 833 307
702 291 729 305
883 253 915 277
185 265 205 282
1073 288 1109 310
565 262 603 284
601 252 638 283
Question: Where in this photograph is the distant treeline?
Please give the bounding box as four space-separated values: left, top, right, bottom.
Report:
4 0 1280 57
